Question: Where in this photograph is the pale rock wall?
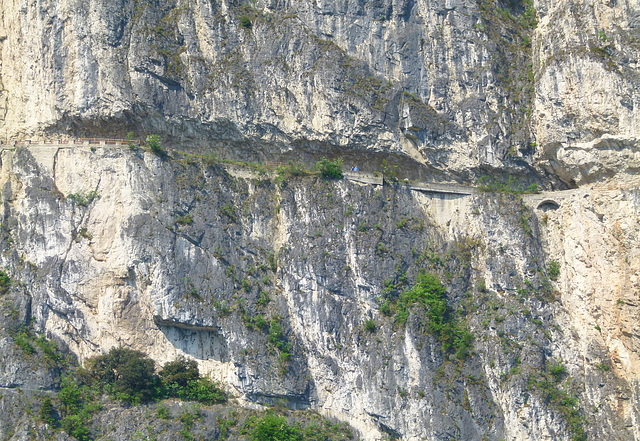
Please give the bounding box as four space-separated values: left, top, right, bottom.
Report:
534 0 640 184
0 145 638 440
0 0 546 176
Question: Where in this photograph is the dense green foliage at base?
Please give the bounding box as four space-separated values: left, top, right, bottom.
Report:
82 348 227 405
240 413 355 441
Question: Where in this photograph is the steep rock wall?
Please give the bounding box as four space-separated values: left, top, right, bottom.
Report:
0 145 638 440
534 0 640 185
0 0 548 177
1 0 637 183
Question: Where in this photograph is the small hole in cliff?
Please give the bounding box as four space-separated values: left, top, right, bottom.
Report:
537 200 560 211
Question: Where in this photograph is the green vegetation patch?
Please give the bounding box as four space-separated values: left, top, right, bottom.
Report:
316 158 343 180
477 176 539 194
146 134 168 158
83 348 227 405
269 318 292 365
67 190 100 207
380 272 473 359
527 360 588 441
0 269 10 295
548 260 561 281
240 412 354 441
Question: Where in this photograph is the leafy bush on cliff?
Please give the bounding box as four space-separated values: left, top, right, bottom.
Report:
146 134 167 158
0 270 10 295
158 357 226 404
86 347 157 404
160 356 199 387
316 158 343 179
548 260 561 281
387 272 473 359
67 190 100 207
58 375 100 441
244 414 303 441
83 349 227 405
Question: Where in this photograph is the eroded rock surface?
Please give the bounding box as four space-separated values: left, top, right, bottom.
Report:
0 145 637 440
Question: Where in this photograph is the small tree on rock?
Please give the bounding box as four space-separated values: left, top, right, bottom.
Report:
86 347 156 403
146 134 167 158
316 158 343 179
159 356 199 388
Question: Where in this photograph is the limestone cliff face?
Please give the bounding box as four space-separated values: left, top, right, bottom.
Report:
0 145 638 440
0 0 640 440
1 0 637 183
534 0 640 185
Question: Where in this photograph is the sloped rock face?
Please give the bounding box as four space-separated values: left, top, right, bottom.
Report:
0 145 638 440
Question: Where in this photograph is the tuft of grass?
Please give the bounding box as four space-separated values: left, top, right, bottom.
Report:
157 404 170 420
176 213 193 226
239 15 252 29
548 260 560 281
364 320 377 333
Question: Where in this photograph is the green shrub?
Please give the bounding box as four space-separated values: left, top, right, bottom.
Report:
316 158 343 179
239 15 252 29
381 159 398 180
269 319 292 363
597 362 611 372
254 314 269 330
548 361 567 383
393 272 473 359
126 131 138 150
247 414 302 441
177 377 227 405
68 190 100 207
276 162 309 182
364 320 377 333
146 135 167 158
257 289 270 306
157 404 170 420
160 357 199 388
218 416 236 439
58 376 97 441
61 414 91 441
267 253 278 272
548 260 560 281
39 397 56 426
0 270 10 295
180 407 201 428
86 347 156 404
159 357 227 404
176 213 193 226
221 203 237 222
14 331 35 355
35 335 63 367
